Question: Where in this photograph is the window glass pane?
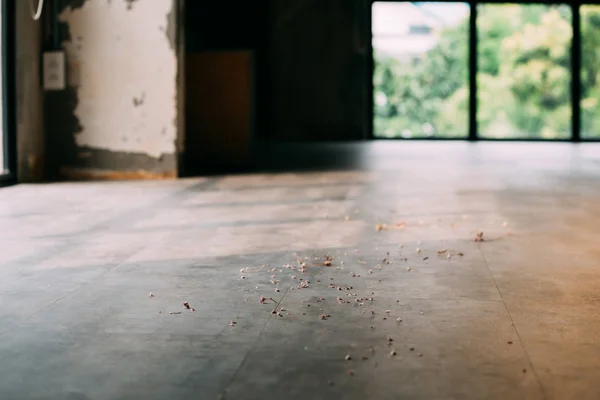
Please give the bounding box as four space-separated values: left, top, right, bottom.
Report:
372 2 470 138
581 5 600 139
477 4 572 139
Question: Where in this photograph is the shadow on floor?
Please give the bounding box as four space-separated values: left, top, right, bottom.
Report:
182 141 368 176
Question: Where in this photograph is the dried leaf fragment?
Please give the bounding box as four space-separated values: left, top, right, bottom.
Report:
259 296 276 304
474 231 485 242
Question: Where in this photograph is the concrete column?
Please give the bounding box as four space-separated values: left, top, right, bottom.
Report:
15 1 45 182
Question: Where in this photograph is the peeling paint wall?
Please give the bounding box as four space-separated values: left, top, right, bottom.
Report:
48 0 179 179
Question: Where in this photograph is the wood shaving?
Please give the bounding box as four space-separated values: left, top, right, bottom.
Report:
259 296 276 304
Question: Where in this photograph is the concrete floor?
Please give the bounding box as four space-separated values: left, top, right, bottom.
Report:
1 142 600 399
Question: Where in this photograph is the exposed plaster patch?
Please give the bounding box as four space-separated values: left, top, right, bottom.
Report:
166 1 177 52
132 92 145 107
69 0 90 10
59 0 177 159
124 0 138 11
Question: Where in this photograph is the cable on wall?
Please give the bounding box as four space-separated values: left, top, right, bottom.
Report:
29 0 44 21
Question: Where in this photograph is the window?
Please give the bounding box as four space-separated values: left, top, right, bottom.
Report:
477 4 572 139
371 2 598 141
372 2 470 138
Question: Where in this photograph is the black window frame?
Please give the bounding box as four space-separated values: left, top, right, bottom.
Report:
0 0 16 185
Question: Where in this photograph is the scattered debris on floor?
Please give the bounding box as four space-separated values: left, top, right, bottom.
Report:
169 312 182 315
148 292 154 298
183 302 191 309
474 231 485 242
225 217 497 384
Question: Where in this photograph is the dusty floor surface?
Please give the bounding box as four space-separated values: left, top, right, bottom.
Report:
1 142 600 399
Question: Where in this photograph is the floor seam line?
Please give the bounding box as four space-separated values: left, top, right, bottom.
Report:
477 245 548 400
222 283 293 396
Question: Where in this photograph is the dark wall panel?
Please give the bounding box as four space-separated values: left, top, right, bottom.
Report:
267 0 369 141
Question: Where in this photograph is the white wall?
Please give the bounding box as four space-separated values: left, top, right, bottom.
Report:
59 0 178 160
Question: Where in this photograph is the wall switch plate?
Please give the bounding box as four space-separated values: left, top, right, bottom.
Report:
43 51 66 91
